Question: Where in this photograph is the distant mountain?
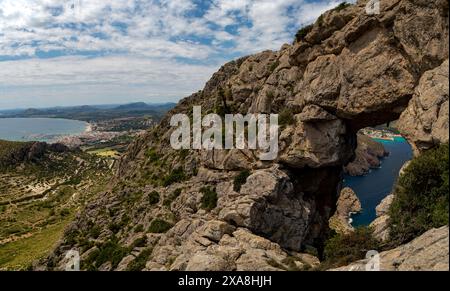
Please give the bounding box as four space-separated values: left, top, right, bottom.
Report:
0 102 176 122
115 102 150 110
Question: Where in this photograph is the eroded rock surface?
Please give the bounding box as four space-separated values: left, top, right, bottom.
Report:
344 134 388 176
398 60 449 154
332 226 449 271
329 187 362 234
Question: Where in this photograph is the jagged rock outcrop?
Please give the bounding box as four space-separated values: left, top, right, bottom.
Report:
40 0 449 271
0 140 69 168
329 187 362 234
344 133 389 176
370 194 394 241
398 59 449 154
332 226 449 271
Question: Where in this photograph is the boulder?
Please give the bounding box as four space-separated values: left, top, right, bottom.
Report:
329 187 361 234
332 226 449 271
398 60 449 154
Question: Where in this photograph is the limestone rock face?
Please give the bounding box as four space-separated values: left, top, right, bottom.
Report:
344 134 388 176
329 187 361 234
143 219 319 271
218 166 315 251
279 116 351 168
370 194 395 241
332 226 449 271
398 59 449 154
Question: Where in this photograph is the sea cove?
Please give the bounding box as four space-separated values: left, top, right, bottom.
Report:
0 118 89 143
346 137 413 227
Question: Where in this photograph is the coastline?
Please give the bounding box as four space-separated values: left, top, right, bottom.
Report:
346 136 413 227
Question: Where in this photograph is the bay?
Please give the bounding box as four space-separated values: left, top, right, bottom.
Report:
345 137 413 227
0 118 88 143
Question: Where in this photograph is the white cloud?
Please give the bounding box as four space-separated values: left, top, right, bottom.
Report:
0 0 357 108
0 55 219 108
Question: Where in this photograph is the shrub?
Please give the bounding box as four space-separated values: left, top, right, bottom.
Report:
126 248 153 271
108 223 121 234
200 187 218 211
269 60 280 72
134 224 144 233
388 144 449 245
148 219 173 233
334 2 351 12
59 208 70 217
321 227 379 269
164 188 182 207
162 168 186 186
295 24 313 42
85 238 129 270
145 148 159 162
233 170 251 192
148 191 160 205
279 108 295 127
89 225 101 239
131 236 147 248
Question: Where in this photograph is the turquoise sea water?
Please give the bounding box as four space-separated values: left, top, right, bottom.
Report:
0 118 88 142
345 137 413 227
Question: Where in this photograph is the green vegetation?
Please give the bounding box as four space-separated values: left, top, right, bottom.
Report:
131 236 147 248
0 144 111 270
89 225 101 239
134 224 144 233
278 108 295 128
320 227 379 269
200 187 218 211
108 216 130 234
145 148 159 163
295 24 313 42
388 144 449 245
126 248 153 271
162 167 187 186
148 191 160 205
83 237 129 270
233 170 251 192
0 218 72 270
87 148 119 158
164 188 182 207
0 140 32 167
334 2 351 12
266 90 274 100
148 219 173 233
269 60 280 72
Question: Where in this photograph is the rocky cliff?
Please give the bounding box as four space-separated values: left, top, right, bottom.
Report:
41 0 449 271
344 133 389 176
332 226 449 271
0 140 69 168
329 187 362 234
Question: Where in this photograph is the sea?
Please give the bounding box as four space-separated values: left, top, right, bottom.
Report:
0 118 88 143
345 137 413 227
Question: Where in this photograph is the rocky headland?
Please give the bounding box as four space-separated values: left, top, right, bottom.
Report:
344 133 389 176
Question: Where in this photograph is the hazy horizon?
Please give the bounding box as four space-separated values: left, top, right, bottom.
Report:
0 100 177 111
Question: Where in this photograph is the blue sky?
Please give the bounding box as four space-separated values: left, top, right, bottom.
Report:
0 0 352 109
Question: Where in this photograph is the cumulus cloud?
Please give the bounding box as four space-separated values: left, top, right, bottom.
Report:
0 0 355 109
